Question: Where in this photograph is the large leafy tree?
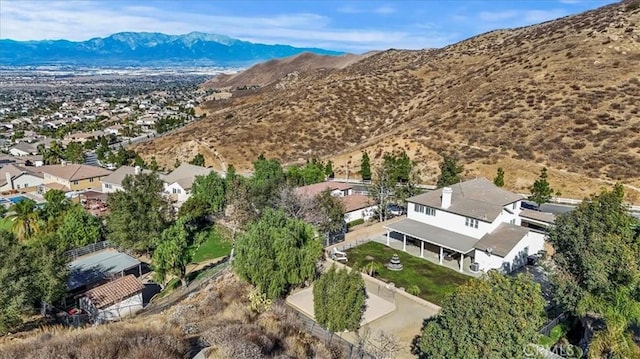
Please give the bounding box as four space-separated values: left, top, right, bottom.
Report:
189 153 205 166
436 154 463 188
529 167 556 207
0 231 36 333
250 154 286 211
314 265 367 332
152 218 193 287
547 185 640 357
224 174 256 261
361 152 372 181
233 209 323 299
39 189 71 231
106 172 172 253
64 141 85 164
191 172 227 215
8 198 40 241
309 189 345 242
417 272 545 359
56 205 103 250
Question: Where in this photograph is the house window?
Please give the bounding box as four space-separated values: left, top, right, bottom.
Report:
465 217 479 229
512 202 517 210
414 204 425 213
425 207 436 216
72 180 79 185
89 178 94 183
510 218 516 225
105 183 112 189
172 188 181 194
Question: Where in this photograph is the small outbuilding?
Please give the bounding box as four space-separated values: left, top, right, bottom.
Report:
79 274 144 322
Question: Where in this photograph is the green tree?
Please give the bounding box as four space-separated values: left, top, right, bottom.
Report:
39 189 71 231
250 154 286 211
0 231 36 334
361 152 371 181
314 266 367 332
436 154 463 188
309 189 345 245
417 272 545 359
8 198 40 241
325 160 334 179
189 153 205 166
147 156 159 171
370 164 393 222
224 174 255 261
234 209 322 299
106 172 172 253
28 240 68 305
191 172 227 215
174 158 181 169
56 205 102 250
529 167 556 207
152 218 193 287
42 141 64 165
494 167 505 187
64 141 85 164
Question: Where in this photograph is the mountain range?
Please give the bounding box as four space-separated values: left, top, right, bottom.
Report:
0 32 344 67
134 0 640 202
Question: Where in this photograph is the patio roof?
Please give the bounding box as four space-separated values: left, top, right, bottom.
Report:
67 249 140 291
474 223 529 257
384 218 478 254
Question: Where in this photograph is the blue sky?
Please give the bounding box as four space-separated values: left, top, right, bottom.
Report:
0 0 617 53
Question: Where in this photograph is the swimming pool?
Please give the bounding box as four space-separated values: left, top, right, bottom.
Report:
0 196 27 205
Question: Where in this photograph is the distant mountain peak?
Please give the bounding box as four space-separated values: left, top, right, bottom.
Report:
0 32 344 67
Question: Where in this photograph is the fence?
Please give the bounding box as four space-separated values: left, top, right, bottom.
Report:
289 307 374 359
539 312 568 337
331 238 372 253
63 240 113 260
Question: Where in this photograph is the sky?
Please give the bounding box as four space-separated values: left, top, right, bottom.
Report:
0 0 618 53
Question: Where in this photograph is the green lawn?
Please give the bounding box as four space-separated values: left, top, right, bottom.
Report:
191 224 233 263
0 217 12 232
344 241 471 305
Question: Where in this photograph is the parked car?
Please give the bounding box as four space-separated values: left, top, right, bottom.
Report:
386 204 406 217
521 201 539 211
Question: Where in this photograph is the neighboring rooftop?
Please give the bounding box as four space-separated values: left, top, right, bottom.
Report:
341 194 374 212
162 163 216 190
101 165 155 187
10 142 37 154
473 223 530 257
83 274 144 309
520 209 556 224
67 249 141 291
294 181 352 198
407 178 523 222
40 163 112 181
0 163 43 186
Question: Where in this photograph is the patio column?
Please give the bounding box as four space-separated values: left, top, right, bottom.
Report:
403 234 406 252
439 246 443 264
386 230 390 245
459 253 464 272
420 241 424 258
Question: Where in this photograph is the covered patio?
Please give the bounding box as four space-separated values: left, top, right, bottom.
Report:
383 219 478 275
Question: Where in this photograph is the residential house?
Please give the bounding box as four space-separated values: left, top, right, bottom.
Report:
384 178 551 274
62 131 104 145
0 164 44 192
79 275 144 322
101 165 154 193
67 248 142 295
9 142 38 156
40 162 112 192
162 163 217 202
294 181 353 198
342 194 376 223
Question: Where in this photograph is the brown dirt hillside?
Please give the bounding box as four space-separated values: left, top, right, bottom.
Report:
203 51 369 89
134 0 640 201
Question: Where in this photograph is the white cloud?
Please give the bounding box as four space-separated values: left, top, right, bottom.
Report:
0 1 444 52
337 4 396 15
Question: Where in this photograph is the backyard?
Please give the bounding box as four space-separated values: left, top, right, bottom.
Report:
344 241 471 305
191 224 232 263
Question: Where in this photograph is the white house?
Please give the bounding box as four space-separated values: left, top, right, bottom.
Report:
161 163 218 203
79 275 144 322
384 178 552 274
342 194 376 223
9 142 37 157
0 164 44 192
101 165 153 193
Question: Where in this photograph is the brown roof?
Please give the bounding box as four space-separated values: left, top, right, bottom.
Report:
341 194 375 213
101 165 155 187
520 209 555 224
43 183 71 192
407 178 523 222
40 164 112 181
84 275 144 309
294 181 352 198
0 164 43 186
474 223 530 257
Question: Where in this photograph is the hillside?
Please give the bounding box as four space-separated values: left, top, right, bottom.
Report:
0 32 344 67
134 1 640 201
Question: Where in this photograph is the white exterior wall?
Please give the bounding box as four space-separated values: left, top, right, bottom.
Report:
165 182 189 202
344 205 376 223
101 182 124 193
10 174 43 190
9 148 30 156
407 202 490 239
474 231 545 273
43 173 71 188
98 293 143 321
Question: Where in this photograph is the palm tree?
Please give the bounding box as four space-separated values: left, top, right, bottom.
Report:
583 289 640 359
8 198 40 241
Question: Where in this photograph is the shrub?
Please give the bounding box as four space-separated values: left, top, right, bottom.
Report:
407 285 421 296
347 218 365 228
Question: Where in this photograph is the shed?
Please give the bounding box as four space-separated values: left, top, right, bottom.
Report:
79 275 144 322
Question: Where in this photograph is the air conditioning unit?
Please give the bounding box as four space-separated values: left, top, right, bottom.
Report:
470 262 480 272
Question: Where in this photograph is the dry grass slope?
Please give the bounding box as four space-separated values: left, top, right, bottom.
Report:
134 1 640 201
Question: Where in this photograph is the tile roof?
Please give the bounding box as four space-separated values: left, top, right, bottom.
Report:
294 181 352 198
341 194 375 213
0 164 43 186
100 165 155 187
40 163 112 181
407 178 523 222
83 275 144 309
473 223 530 257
